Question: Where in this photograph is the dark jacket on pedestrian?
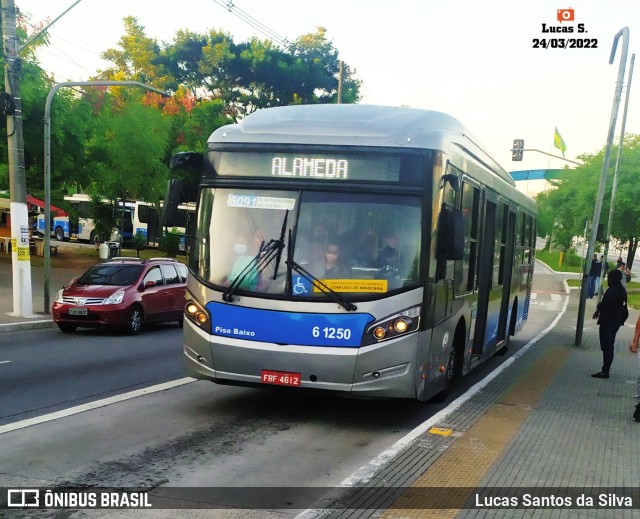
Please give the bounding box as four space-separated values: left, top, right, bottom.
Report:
596 269 627 327
589 257 602 277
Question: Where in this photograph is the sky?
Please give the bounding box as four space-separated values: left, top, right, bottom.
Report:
15 0 640 175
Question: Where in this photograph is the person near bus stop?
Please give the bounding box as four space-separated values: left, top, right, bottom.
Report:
629 314 640 421
591 268 627 379
587 253 601 299
618 262 631 289
595 254 609 296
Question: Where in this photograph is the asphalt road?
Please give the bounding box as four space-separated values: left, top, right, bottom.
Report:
0 262 568 516
0 324 184 426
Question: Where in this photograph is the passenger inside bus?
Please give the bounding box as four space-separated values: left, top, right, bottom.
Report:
376 233 404 287
226 233 262 290
310 240 350 279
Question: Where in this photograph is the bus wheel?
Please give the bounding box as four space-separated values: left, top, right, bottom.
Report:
125 306 143 335
495 338 509 356
55 227 64 241
57 323 77 333
430 326 464 403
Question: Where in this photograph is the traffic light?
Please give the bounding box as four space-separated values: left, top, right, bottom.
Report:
512 139 524 161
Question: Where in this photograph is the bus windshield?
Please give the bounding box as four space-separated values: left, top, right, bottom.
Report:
191 188 422 297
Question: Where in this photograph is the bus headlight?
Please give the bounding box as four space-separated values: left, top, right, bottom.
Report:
364 306 421 345
185 299 210 331
393 318 409 333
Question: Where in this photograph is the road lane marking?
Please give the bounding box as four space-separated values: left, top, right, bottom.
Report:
296 279 571 519
0 377 195 435
0 361 11 364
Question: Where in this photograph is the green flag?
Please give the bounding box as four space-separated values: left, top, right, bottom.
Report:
554 127 567 158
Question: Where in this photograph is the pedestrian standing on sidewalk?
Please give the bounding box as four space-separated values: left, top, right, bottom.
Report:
598 255 608 295
587 253 601 299
629 315 640 421
591 268 627 379
618 262 631 289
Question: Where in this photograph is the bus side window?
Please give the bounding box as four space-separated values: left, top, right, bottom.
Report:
454 182 480 295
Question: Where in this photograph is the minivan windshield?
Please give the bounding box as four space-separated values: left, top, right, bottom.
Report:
77 265 144 286
191 189 422 297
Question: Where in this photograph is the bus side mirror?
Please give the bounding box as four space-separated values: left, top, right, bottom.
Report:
436 207 465 261
170 151 203 171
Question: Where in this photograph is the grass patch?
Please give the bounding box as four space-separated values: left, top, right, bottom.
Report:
535 250 585 273
535 250 616 276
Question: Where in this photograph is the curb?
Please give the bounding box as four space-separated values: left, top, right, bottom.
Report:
0 319 54 332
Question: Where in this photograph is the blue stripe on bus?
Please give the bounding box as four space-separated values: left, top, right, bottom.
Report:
206 302 374 347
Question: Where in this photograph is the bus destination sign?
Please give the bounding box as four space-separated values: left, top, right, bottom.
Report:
212 152 401 182
272 157 348 179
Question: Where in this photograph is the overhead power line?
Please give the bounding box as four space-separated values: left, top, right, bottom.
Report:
209 0 292 48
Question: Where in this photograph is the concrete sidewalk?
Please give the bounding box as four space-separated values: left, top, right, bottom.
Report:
313 282 640 517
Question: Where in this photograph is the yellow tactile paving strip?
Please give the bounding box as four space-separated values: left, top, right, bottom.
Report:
381 346 571 519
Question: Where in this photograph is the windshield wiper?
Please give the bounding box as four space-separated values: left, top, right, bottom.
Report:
285 233 357 312
222 211 289 302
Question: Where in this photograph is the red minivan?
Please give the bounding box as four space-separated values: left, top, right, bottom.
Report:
52 258 187 334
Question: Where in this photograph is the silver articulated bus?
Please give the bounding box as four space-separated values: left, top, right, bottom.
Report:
177 105 537 401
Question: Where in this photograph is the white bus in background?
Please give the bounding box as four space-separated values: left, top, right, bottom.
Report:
132 200 194 252
37 194 134 242
37 194 194 251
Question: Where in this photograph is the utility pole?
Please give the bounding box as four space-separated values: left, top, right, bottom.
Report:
336 60 343 104
1 0 83 316
575 27 629 346
598 53 635 303
2 0 32 316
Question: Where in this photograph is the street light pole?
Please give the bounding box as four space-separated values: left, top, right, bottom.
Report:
598 53 635 303
575 27 629 346
44 81 169 313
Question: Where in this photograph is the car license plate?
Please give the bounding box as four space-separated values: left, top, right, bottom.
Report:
69 307 88 316
261 370 301 387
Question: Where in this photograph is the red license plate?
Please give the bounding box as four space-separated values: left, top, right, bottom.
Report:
261 370 301 387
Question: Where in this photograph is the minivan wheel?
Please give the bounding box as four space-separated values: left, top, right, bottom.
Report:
126 306 143 335
57 323 77 333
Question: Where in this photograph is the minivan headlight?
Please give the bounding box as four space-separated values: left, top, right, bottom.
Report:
104 289 125 305
55 289 64 303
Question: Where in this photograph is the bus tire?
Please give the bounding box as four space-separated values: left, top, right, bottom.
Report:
57 323 77 333
55 227 64 241
125 305 144 335
508 298 518 336
495 337 509 356
430 323 465 403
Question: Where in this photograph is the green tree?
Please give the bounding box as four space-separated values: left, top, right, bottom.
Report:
99 16 172 89
536 134 640 269
85 97 171 204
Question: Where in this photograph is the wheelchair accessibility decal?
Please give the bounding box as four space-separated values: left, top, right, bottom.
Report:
292 275 312 295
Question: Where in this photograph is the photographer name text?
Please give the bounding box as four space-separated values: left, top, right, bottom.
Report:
475 493 633 508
